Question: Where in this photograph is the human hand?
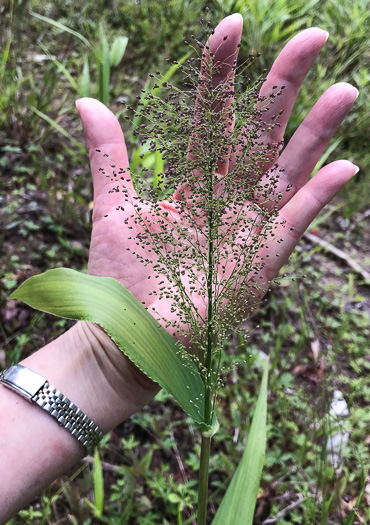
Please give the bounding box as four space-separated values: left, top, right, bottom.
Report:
76 14 358 374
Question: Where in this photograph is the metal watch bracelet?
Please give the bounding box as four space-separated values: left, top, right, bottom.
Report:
0 364 103 454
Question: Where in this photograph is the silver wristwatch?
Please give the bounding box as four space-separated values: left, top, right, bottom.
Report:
0 364 103 454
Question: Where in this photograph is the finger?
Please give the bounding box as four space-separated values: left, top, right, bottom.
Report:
260 160 358 281
192 13 243 170
257 27 329 147
229 27 329 174
76 98 133 220
201 14 243 89
174 14 243 200
259 83 359 209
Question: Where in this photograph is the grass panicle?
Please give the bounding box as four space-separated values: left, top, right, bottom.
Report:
99 22 289 423
98 19 291 523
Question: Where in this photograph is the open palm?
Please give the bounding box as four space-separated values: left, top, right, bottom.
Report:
78 15 358 340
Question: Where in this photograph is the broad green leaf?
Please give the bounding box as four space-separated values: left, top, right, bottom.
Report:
129 141 154 189
10 268 208 428
212 358 269 525
110 36 128 67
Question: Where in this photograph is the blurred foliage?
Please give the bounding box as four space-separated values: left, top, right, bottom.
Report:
1 0 368 213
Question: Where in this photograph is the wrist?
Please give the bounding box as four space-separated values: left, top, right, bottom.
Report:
21 321 159 433
0 322 159 522
77 321 160 429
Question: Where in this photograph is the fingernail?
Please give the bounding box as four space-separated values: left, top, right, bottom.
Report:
323 30 329 42
75 99 81 114
352 164 360 175
353 87 360 99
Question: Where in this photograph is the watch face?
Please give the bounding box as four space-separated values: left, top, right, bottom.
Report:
0 365 45 400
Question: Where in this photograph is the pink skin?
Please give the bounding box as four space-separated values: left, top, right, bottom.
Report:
77 14 358 346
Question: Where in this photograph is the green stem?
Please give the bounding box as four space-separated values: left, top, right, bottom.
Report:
198 61 216 524
204 106 215 423
204 201 213 423
197 435 211 525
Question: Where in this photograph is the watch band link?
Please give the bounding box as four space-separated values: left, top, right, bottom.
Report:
0 364 103 454
33 380 103 453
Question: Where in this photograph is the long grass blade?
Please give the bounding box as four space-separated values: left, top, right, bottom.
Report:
30 106 85 152
0 38 11 78
37 41 78 92
30 11 91 49
312 137 343 176
93 448 104 517
79 56 91 98
98 24 111 105
212 358 269 525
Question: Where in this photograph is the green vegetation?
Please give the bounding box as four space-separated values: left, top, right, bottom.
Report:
1 0 369 523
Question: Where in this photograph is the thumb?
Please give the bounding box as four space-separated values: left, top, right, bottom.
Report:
76 98 134 217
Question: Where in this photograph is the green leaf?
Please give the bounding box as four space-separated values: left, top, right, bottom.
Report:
110 36 128 67
158 51 192 88
99 26 110 105
93 448 104 516
37 41 79 92
212 358 269 525
139 449 154 474
30 11 92 49
79 56 91 98
10 268 208 428
153 148 165 194
312 137 342 176
30 106 85 153
130 140 151 176
0 37 11 79
343 467 366 525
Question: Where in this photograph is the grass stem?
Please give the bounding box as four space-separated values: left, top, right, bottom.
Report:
197 435 211 525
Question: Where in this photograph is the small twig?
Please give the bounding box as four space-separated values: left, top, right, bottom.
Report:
233 426 239 444
51 500 61 522
297 281 320 341
83 455 121 472
0 327 25 350
261 493 306 524
170 428 188 483
303 232 370 282
346 208 370 237
209 500 217 522
270 467 298 487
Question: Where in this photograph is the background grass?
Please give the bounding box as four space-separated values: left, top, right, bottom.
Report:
1 0 369 523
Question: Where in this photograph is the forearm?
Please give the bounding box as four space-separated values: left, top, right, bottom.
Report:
0 321 158 524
